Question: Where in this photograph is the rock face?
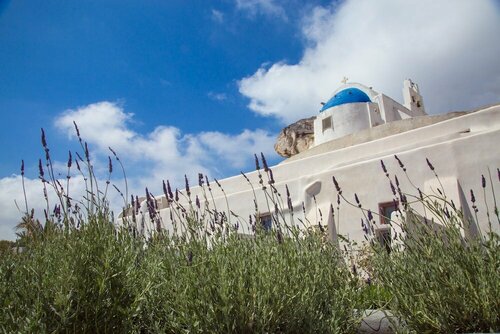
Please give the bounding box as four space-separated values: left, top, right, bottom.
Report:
274 116 315 158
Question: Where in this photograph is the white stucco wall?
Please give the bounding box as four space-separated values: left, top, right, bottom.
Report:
126 105 500 247
314 102 376 146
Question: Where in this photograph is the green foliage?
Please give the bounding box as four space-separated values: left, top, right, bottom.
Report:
372 222 500 333
0 240 15 255
0 216 361 333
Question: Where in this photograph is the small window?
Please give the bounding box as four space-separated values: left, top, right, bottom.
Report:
375 227 391 253
322 116 333 132
259 213 272 231
379 201 398 225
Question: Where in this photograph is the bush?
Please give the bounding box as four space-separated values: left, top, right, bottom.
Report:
333 156 500 333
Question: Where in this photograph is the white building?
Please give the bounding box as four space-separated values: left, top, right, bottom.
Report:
125 80 500 247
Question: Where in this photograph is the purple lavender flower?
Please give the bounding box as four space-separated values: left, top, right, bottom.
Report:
390 181 396 196
426 158 434 171
254 154 260 170
470 189 476 203
84 142 90 160
41 128 47 148
162 180 168 199
67 151 72 169
268 169 275 184
73 121 80 138
167 180 173 199
367 209 373 221
184 175 190 196
198 173 204 187
38 159 44 179
332 176 342 194
261 152 269 171
195 195 200 209
108 156 113 174
20 160 24 176
394 155 406 171
380 160 388 175
354 193 361 208
482 174 486 188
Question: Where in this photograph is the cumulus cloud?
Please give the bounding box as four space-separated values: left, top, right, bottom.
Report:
0 101 277 240
239 0 500 123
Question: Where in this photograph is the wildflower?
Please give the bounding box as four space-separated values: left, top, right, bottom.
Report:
354 193 361 208
205 175 211 189
389 181 396 196
38 159 44 179
214 178 222 188
162 180 168 199
268 169 275 184
426 158 434 171
84 142 89 160
470 189 476 203
482 174 486 188
198 173 204 187
287 197 293 211
332 176 342 194
254 154 260 170
195 195 200 209
184 175 190 196
367 209 373 221
380 160 388 175
418 188 423 200
394 155 406 171
108 156 113 174
261 152 269 171
67 151 72 169
167 180 173 199
73 121 80 138
41 128 47 148
20 160 24 176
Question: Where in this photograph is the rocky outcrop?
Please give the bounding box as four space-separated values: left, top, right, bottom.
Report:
274 116 315 158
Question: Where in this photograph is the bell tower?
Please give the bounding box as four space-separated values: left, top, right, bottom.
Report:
403 79 425 115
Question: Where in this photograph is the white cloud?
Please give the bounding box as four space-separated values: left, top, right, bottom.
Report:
235 0 287 20
211 9 224 23
239 0 500 124
208 91 228 101
0 101 277 240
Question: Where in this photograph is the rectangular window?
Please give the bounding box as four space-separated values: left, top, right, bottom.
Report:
322 116 333 132
378 201 398 225
258 213 273 231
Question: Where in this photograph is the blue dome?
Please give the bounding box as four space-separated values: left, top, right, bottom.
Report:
320 88 371 111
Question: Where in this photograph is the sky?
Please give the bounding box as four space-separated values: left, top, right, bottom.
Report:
0 0 499 240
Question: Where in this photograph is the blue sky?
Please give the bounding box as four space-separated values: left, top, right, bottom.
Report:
1 0 499 239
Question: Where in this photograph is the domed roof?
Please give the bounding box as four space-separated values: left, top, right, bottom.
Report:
320 87 371 111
